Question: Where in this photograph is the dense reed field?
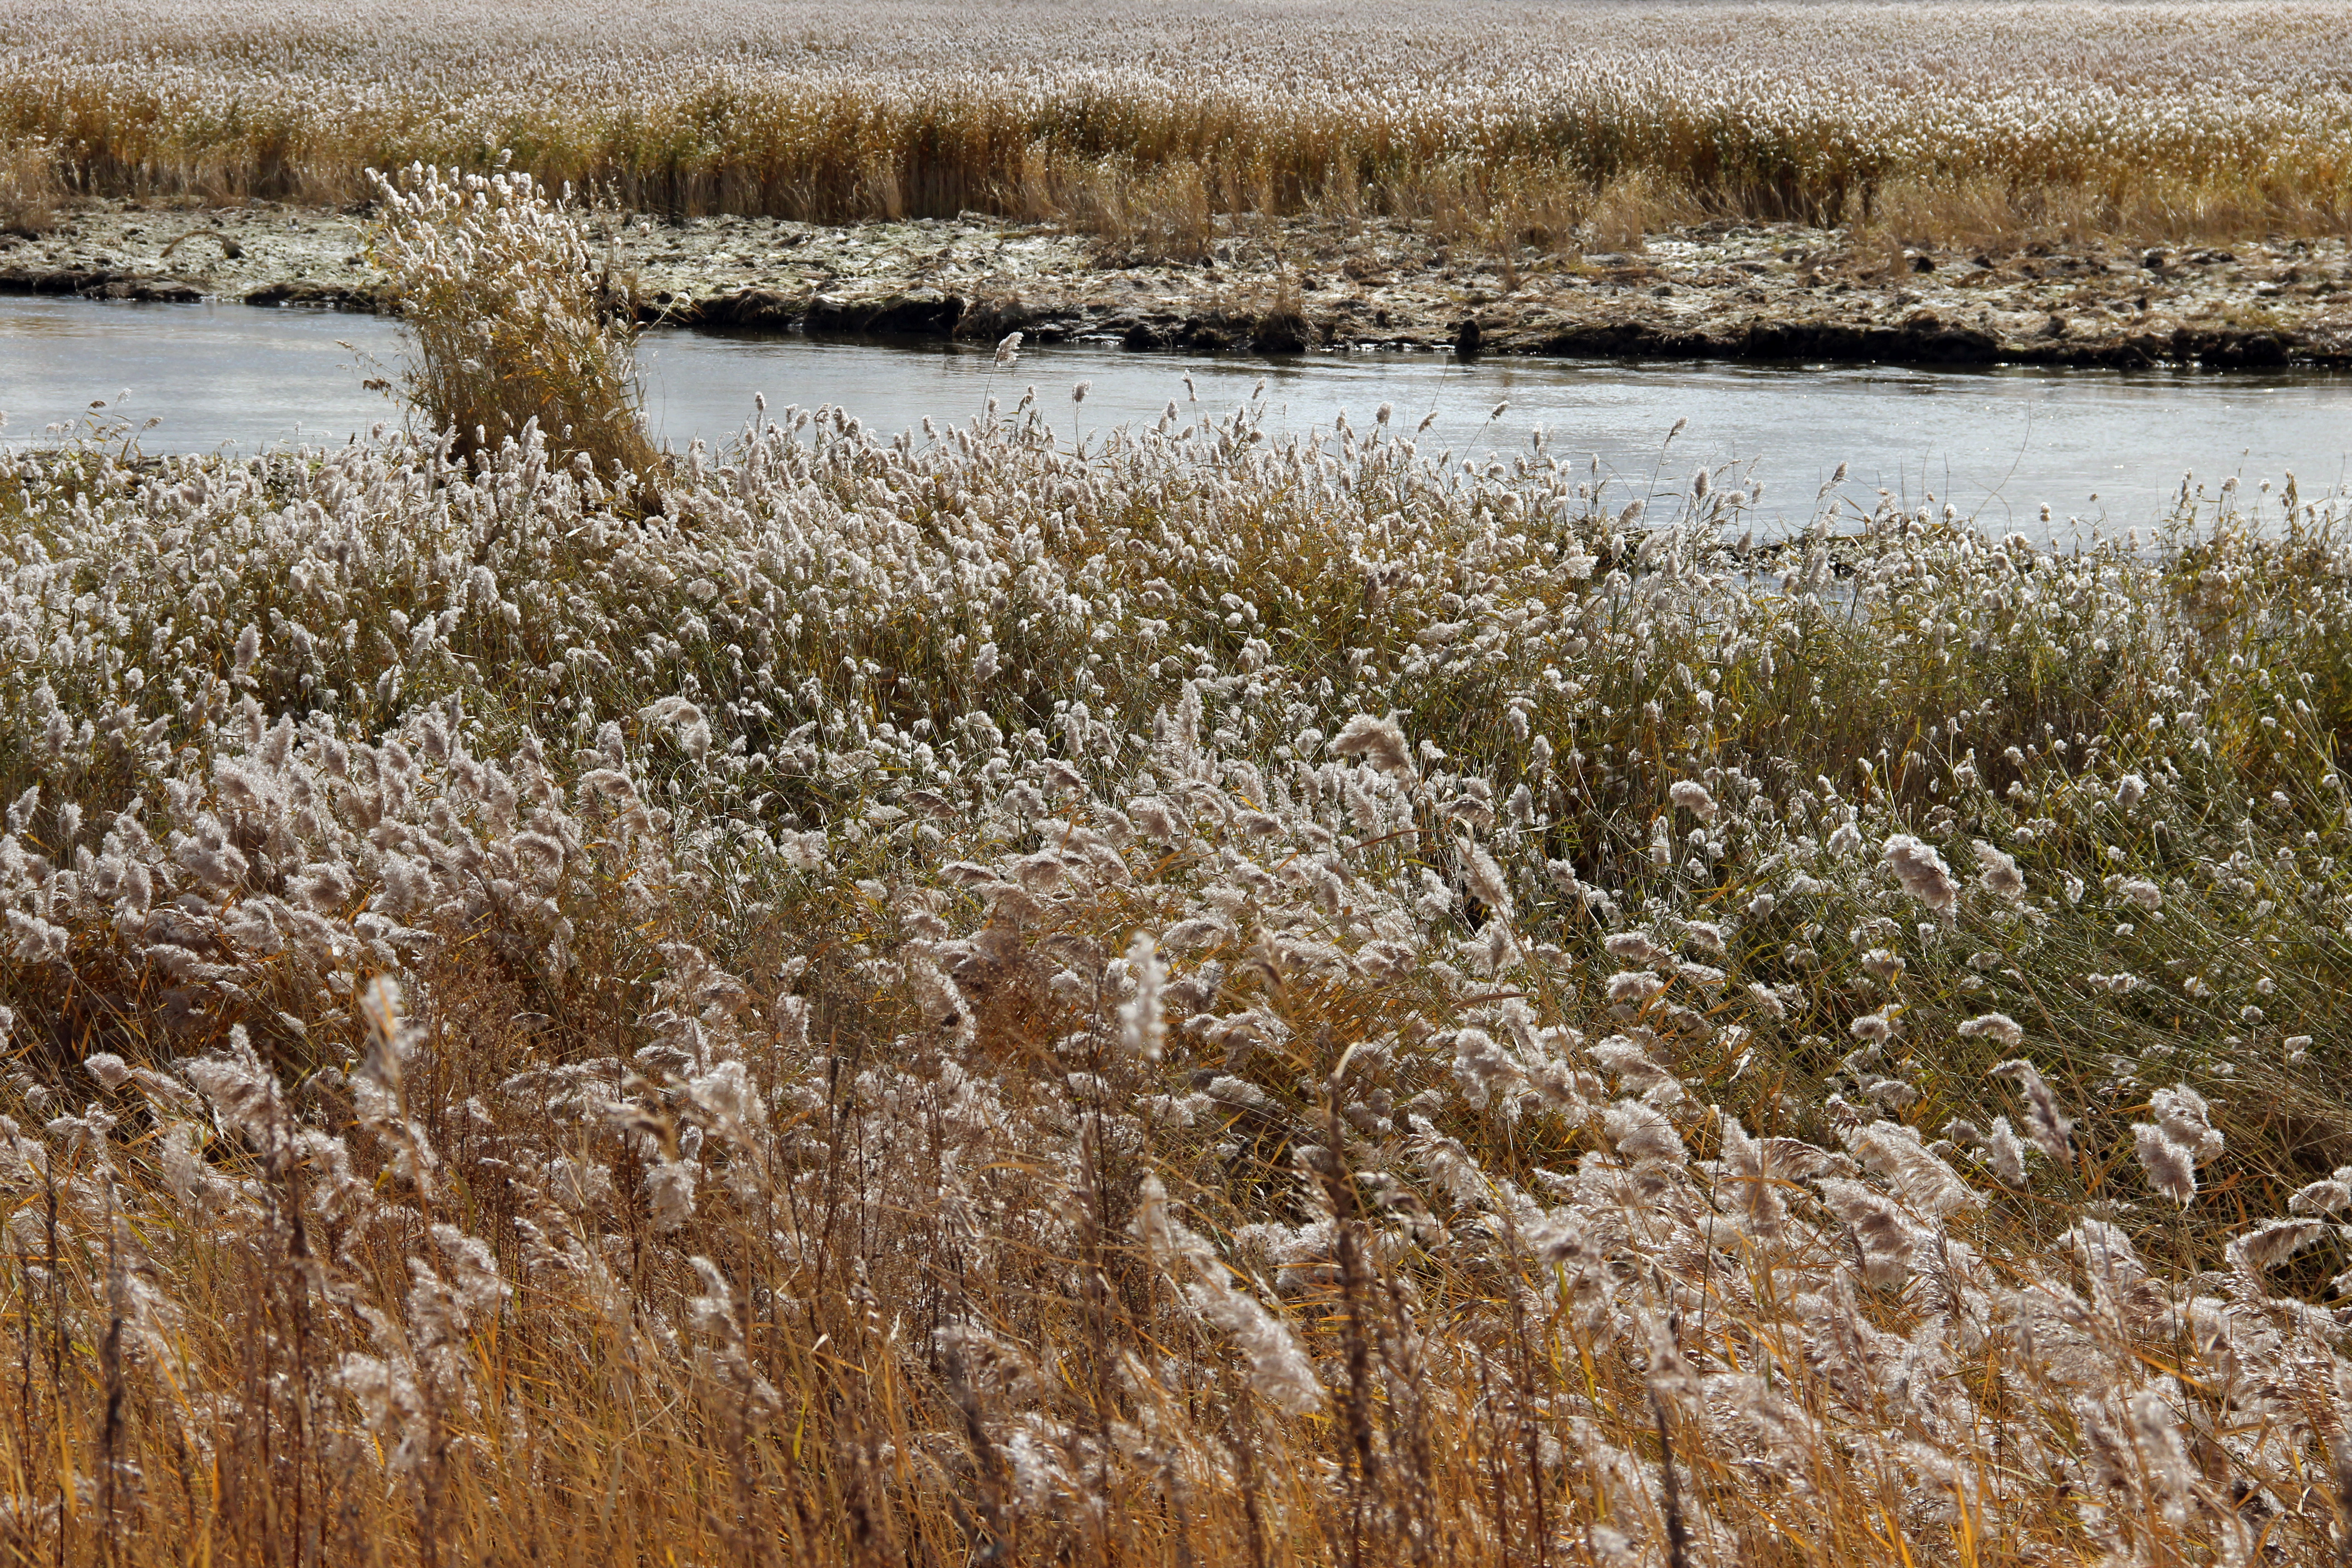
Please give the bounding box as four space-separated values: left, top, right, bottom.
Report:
5 171 2352 1565
6 1 2352 247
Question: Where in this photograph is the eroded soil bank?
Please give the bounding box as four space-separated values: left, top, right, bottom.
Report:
7 200 2352 369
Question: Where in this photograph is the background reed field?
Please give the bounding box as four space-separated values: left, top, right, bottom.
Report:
0 171 2348 1563
5 1 2352 251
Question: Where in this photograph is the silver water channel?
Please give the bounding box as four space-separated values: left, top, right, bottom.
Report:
5 294 2349 541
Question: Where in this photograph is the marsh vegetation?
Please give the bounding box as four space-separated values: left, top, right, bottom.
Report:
0 167 2350 1568
6 1 2352 256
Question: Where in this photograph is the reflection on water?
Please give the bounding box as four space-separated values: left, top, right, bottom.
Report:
5 294 2349 537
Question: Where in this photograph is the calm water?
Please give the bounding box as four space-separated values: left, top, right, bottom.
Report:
5 294 2350 536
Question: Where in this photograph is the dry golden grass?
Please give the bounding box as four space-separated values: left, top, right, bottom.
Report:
0 139 57 238
5 170 2352 1568
5 1 2352 251
366 165 657 478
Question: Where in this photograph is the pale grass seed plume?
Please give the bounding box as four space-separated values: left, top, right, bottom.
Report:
3 145 2352 1568
7 2 2352 248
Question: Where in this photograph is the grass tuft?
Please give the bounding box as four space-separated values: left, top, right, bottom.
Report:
367 163 656 478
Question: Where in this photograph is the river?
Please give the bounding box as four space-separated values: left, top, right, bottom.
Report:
5 294 2348 537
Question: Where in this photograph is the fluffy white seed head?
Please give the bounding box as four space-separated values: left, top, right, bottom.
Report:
1668 780 1718 821
1884 835 1960 919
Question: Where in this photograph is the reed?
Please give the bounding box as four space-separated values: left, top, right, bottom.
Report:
367 162 655 476
0 137 57 237
1 142 2351 1568
4 1 2350 249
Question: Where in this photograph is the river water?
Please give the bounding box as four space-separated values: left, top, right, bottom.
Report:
5 294 2349 536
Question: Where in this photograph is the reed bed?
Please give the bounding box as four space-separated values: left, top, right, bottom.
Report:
6 1 2352 247
2 172 2352 1564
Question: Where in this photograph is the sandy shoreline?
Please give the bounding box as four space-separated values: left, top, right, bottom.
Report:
7 199 2352 370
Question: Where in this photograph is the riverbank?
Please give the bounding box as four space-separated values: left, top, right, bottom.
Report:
7 199 2352 369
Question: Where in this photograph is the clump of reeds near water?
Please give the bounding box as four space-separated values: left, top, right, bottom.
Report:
367 162 654 478
4 178 2352 1563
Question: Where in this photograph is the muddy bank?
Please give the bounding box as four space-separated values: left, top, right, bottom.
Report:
7 200 2352 369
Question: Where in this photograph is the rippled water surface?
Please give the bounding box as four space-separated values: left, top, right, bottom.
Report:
5 294 2349 535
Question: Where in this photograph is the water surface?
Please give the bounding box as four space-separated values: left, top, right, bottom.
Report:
5 294 2348 537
